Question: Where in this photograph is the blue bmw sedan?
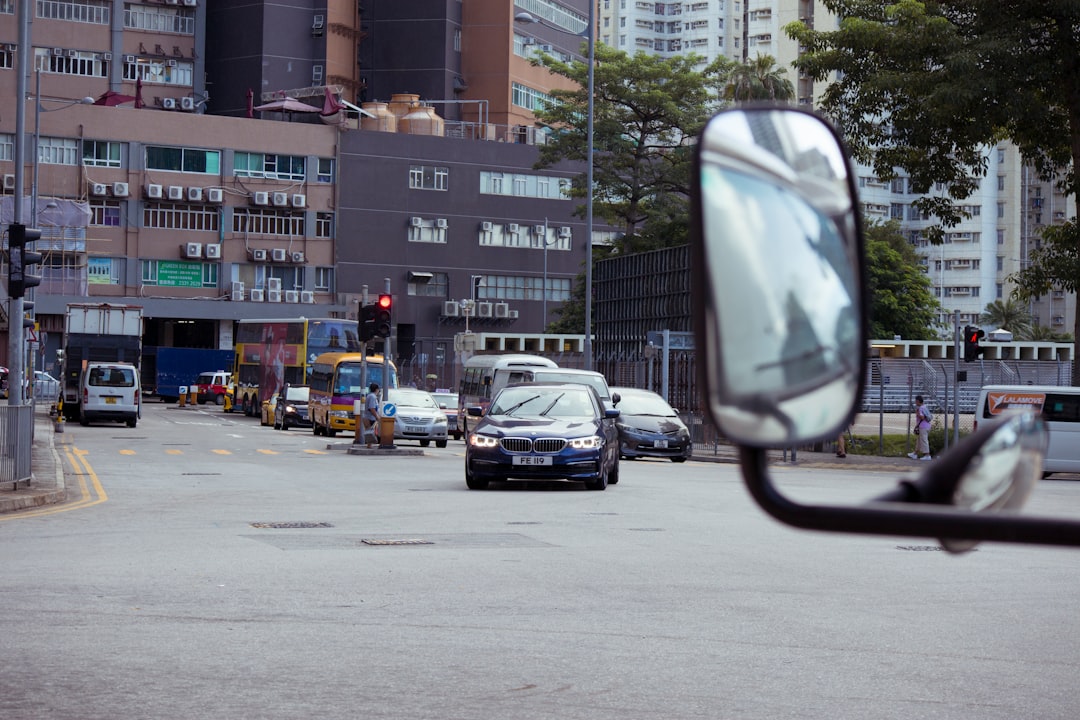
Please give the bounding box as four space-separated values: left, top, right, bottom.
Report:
465 383 621 490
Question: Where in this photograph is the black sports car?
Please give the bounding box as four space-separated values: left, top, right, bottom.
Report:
610 387 692 462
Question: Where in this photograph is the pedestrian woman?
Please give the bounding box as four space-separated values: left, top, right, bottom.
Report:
907 395 932 460
364 382 380 448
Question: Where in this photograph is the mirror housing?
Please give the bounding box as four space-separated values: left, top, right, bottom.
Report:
691 105 1080 549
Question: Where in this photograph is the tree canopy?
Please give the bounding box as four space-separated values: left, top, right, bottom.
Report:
787 0 1080 382
864 220 942 340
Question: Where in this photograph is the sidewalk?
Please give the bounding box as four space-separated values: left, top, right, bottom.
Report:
0 404 69 514
0 410 919 515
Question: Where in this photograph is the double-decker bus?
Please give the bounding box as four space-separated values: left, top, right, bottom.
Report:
308 352 399 436
232 318 362 416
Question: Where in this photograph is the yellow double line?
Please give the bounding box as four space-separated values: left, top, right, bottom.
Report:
0 446 106 521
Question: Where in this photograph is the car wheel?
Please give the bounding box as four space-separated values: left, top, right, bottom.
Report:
79 414 89 427
327 428 337 437
127 417 137 428
466 474 489 490
214 393 225 406
585 467 608 491
452 433 461 441
608 458 620 485
280 420 288 431
671 457 687 463
436 440 447 448
420 440 430 447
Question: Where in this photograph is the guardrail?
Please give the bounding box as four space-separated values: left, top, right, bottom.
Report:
0 404 33 487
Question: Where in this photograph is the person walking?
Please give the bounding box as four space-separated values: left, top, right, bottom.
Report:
907 395 932 460
363 382 380 448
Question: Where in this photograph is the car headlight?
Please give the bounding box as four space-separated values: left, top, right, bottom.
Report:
469 433 499 448
568 435 602 449
285 405 296 413
330 410 350 418
436 414 448 423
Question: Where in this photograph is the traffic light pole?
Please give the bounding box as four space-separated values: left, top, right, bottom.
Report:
7 0 31 405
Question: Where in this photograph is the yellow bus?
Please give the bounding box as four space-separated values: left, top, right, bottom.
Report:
308 352 398 436
232 317 361 416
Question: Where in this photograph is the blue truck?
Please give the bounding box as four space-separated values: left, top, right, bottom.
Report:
142 346 235 403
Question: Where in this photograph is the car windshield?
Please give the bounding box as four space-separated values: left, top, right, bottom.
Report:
432 393 457 408
388 390 438 409
531 371 609 400
616 392 677 417
284 387 309 402
490 387 596 418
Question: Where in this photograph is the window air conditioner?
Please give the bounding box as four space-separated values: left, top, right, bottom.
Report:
460 302 474 317
180 97 196 112
187 186 203 202
410 216 423 227
507 223 519 233
204 244 221 259
267 289 283 303
271 248 287 263
166 59 178 67
91 183 108 196
51 48 64 56
66 49 78 58
167 185 184 201
250 288 265 302
206 188 223 203
182 242 202 259
3 174 15 191
101 52 112 61
477 302 493 318
124 55 135 63
507 309 519 319
300 291 315 304
162 98 177 110
231 282 245 301
251 248 268 262
267 277 282 292
112 182 130 197
290 251 305 263
252 191 269 205
494 302 509 318
146 184 163 199
436 218 448 229
533 225 546 236
442 301 460 317
558 226 572 238
272 192 289 207
481 221 493 232
291 193 306 208
183 0 197 6
284 290 300 303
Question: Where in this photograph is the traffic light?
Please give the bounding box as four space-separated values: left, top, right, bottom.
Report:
359 302 377 342
963 325 985 362
7 223 43 298
374 293 392 338
22 299 35 329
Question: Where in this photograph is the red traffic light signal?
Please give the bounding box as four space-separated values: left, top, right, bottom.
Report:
963 325 985 362
374 294 392 338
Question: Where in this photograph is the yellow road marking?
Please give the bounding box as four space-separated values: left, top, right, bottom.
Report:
303 449 326 455
257 449 279 455
211 449 231 455
120 449 136 455
166 449 183 455
0 446 107 521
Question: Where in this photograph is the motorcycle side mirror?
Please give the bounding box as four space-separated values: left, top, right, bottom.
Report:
690 105 1077 550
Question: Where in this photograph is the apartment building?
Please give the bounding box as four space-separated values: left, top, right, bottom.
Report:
2 1 594 373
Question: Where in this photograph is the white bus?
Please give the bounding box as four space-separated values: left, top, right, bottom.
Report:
975 385 1080 476
457 354 558 433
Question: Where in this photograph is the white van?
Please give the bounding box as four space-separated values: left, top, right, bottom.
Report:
80 362 140 427
975 385 1080 476
491 366 619 409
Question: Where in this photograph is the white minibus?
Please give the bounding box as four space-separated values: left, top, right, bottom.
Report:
457 354 558 432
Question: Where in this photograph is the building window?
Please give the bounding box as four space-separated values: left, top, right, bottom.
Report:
37 137 79 165
37 0 111 23
123 4 195 34
317 157 335 183
0 0 13 14
146 145 220 174
511 82 552 112
234 152 306 181
266 266 304 292
474 274 571 302
123 58 194 87
409 165 449 191
143 203 220 232
407 271 448 297
233 208 305 237
314 267 333 292
407 218 447 244
89 200 122 227
35 48 108 78
87 257 121 284
315 212 333 238
480 171 571 199
83 139 122 168
0 133 14 161
140 259 218 288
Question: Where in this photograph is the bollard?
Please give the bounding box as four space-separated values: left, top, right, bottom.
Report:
379 415 396 449
189 388 198 405
178 392 187 408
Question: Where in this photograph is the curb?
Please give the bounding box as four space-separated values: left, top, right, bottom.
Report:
0 410 68 515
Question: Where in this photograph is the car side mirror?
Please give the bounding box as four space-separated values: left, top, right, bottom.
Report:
691 105 1077 550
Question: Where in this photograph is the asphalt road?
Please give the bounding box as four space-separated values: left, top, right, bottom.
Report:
2 403 1079 719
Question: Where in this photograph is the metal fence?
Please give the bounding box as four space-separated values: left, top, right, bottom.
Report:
0 404 34 486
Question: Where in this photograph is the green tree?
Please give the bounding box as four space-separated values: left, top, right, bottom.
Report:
723 54 795 103
787 1 1080 382
979 299 1032 339
864 220 941 340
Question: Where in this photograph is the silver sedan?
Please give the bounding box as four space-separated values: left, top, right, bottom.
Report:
386 388 449 448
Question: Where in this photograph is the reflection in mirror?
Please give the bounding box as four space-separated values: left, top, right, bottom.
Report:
694 108 864 446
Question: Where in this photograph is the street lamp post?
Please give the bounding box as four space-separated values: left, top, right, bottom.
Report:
515 7 595 370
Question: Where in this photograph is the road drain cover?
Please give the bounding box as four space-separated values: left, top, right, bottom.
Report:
361 538 434 546
251 521 334 529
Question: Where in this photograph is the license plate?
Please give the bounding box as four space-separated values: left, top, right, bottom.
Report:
654 439 668 448
105 397 117 405
513 455 550 466
405 426 425 434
